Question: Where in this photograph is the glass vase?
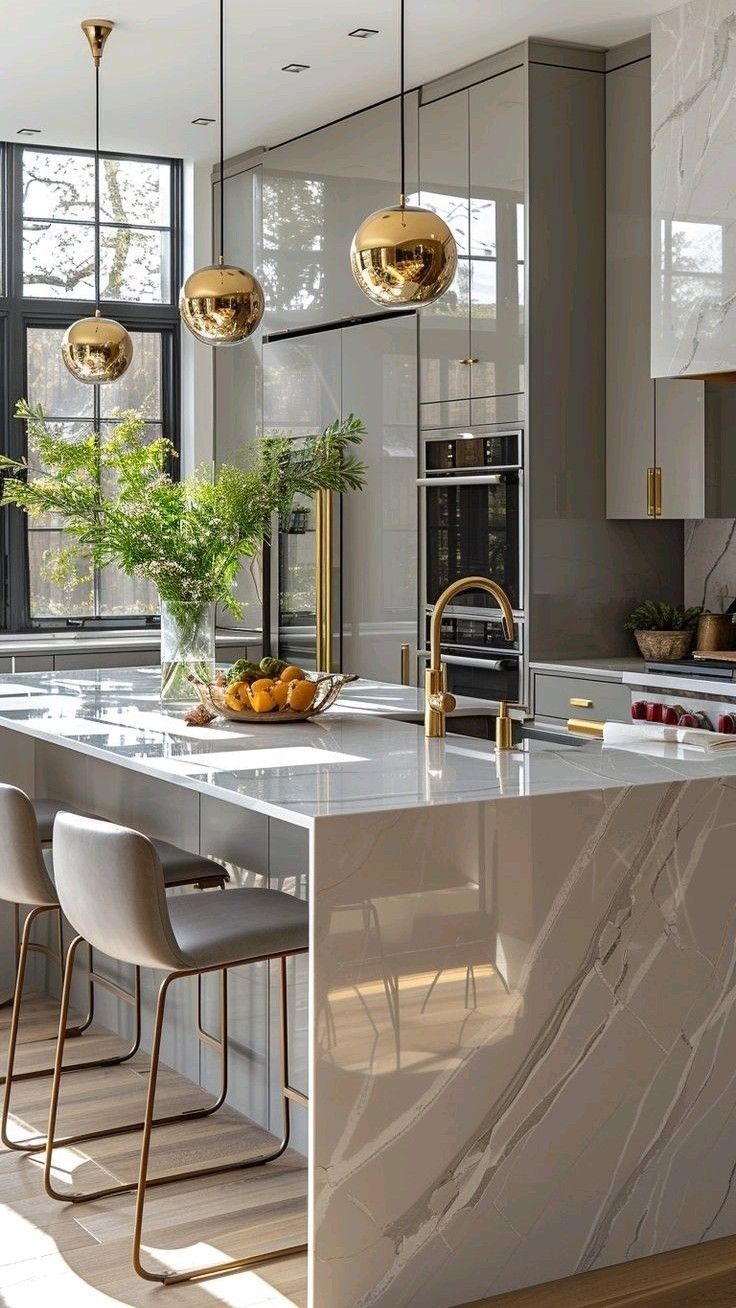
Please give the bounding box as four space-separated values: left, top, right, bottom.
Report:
159 599 215 702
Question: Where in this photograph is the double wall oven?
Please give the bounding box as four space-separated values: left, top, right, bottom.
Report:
418 426 525 702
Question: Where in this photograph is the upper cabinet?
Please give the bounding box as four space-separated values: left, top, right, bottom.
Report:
607 45 720 519
651 0 736 377
418 66 525 416
261 94 417 334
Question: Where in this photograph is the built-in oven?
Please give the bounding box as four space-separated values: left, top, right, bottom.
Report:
419 427 523 613
418 613 523 704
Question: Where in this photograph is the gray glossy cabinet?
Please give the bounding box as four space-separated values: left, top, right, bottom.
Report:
419 67 524 414
607 52 706 520
340 316 418 682
263 317 418 682
261 95 418 334
215 162 263 621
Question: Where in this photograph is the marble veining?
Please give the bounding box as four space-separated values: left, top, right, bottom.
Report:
652 0 736 376
311 776 736 1306
685 516 736 609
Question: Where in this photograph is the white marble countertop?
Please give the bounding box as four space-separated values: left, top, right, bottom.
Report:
0 629 260 655
0 667 734 828
531 657 644 679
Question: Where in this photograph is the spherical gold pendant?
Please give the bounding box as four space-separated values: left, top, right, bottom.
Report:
61 315 133 384
179 263 265 345
350 203 458 307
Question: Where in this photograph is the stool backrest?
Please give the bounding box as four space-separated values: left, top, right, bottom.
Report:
53 813 184 970
0 784 56 907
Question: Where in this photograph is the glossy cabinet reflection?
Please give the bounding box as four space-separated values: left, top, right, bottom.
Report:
607 50 731 520
214 163 264 617
263 316 418 681
652 7 736 378
419 67 524 414
340 316 418 682
261 95 418 333
263 333 341 669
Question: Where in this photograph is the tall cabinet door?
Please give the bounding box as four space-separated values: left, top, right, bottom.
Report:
418 89 471 411
340 315 418 683
469 68 525 407
263 332 341 669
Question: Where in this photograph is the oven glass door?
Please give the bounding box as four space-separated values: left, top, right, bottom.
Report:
424 472 520 610
420 653 519 702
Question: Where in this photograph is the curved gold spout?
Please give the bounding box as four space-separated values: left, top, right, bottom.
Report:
425 576 516 740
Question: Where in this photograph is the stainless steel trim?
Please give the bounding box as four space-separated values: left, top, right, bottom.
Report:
419 651 518 670
417 474 506 486
420 425 524 448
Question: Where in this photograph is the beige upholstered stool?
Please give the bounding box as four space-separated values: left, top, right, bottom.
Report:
0 784 229 1153
47 811 308 1285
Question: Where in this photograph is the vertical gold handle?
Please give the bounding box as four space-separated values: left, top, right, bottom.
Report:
647 467 655 518
654 466 662 517
400 643 410 685
315 490 333 672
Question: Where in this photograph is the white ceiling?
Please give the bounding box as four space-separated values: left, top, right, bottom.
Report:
1 0 676 165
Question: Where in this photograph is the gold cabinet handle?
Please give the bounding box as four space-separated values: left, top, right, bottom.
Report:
647 466 663 517
400 643 410 686
567 718 604 738
570 697 593 709
459 357 479 365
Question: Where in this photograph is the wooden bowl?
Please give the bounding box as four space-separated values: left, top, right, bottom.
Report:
190 672 359 723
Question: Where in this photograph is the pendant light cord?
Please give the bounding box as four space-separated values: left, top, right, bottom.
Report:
94 60 101 309
219 0 225 264
399 0 406 206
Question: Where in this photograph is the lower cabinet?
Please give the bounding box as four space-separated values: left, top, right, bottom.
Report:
533 670 631 726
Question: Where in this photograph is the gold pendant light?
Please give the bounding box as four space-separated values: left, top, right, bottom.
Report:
180 0 264 345
61 20 133 384
350 0 457 306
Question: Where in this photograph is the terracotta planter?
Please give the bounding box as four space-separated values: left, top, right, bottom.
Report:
634 629 695 661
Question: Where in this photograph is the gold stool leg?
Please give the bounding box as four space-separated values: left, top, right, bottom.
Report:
0 905 21 1008
43 956 231 1202
133 953 308 1285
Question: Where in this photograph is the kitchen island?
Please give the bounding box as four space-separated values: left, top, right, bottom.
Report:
1 667 735 1307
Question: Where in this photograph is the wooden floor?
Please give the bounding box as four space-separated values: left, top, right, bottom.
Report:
0 994 308 1308
3 997 736 1308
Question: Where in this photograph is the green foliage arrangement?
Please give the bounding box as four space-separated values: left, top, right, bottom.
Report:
624 600 702 633
1 401 366 621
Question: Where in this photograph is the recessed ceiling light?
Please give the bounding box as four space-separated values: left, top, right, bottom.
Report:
349 27 379 37
17 127 41 136
191 116 216 126
282 62 310 73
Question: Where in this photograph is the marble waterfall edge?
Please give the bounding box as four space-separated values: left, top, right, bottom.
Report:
311 778 736 1307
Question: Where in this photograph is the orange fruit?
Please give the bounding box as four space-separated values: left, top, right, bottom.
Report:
288 679 317 712
271 681 290 709
224 688 244 712
250 689 276 713
250 677 275 694
280 665 305 683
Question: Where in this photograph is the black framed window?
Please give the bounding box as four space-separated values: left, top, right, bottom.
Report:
0 141 182 632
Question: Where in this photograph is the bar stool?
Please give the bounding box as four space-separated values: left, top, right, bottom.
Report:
47 811 308 1285
0 784 229 1152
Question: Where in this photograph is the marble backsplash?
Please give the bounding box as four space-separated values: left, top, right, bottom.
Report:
684 519 736 611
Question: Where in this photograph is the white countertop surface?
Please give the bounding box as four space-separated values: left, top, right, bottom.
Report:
531 657 644 680
0 667 733 828
0 629 260 656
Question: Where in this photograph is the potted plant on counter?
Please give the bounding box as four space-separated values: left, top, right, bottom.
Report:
1 401 366 700
624 600 702 661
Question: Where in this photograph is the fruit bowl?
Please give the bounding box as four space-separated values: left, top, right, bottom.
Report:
190 672 359 723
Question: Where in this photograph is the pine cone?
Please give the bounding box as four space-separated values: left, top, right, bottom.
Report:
184 703 216 727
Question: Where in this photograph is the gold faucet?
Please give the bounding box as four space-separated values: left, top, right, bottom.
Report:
425 576 517 745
